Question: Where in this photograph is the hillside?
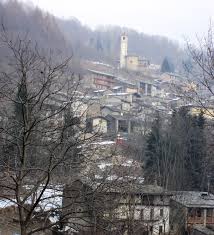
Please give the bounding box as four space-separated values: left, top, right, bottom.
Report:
0 0 184 67
0 0 70 55
57 19 184 66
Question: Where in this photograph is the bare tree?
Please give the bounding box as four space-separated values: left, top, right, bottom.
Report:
182 24 214 192
184 24 214 116
0 27 99 235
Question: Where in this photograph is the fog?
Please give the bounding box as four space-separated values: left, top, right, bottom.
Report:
24 0 214 42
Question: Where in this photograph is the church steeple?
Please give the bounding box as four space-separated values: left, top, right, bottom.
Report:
120 33 128 68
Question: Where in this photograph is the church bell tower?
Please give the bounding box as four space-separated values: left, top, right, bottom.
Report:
120 33 128 68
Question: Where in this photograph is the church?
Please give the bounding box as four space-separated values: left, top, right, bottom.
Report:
120 33 150 71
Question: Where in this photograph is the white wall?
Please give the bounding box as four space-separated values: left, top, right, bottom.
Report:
117 204 170 235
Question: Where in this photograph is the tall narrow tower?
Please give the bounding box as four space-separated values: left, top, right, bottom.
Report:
120 33 128 69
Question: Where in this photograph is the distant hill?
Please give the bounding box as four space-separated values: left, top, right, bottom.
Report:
57 19 184 66
0 0 184 68
0 0 70 55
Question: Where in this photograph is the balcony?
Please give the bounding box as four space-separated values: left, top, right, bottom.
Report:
206 217 214 224
187 217 214 224
188 217 204 224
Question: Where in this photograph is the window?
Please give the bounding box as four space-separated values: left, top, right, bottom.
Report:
196 209 202 217
147 84 152 95
160 208 164 217
159 226 163 234
149 195 154 205
142 195 154 206
188 208 195 217
140 209 144 220
207 209 213 217
118 120 128 132
140 82 146 90
150 208 154 220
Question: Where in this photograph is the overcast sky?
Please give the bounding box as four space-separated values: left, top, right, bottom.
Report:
23 0 214 43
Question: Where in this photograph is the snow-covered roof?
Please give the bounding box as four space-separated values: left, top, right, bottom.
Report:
107 93 129 96
91 61 114 68
88 69 116 78
172 191 214 208
93 90 105 93
112 86 122 90
91 141 115 146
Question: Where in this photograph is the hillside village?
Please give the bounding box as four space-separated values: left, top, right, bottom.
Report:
0 32 212 235
77 34 197 141
0 1 214 235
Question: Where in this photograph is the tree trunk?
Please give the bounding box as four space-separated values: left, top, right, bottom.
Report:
20 223 27 235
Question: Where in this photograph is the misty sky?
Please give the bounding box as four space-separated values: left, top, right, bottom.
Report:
23 0 214 43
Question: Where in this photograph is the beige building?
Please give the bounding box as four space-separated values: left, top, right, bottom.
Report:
120 34 150 71
63 181 172 235
126 55 139 70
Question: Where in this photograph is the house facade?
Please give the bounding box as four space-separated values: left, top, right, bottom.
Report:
87 69 116 89
170 192 214 235
63 181 171 235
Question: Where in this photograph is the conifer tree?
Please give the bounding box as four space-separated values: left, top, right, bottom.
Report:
144 113 162 184
161 57 174 73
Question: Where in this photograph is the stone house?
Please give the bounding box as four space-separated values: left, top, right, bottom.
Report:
63 180 172 235
170 191 214 235
86 116 108 133
105 114 144 136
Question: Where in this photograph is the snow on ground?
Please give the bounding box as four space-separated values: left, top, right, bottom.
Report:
0 185 63 211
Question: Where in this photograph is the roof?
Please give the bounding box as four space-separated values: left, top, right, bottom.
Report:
112 86 122 89
77 177 171 195
105 114 144 122
87 69 116 78
101 106 121 113
140 80 156 86
91 141 115 146
172 191 214 208
105 114 131 121
193 225 214 235
107 92 130 96
91 61 114 68
102 183 172 195
87 116 108 121
115 77 136 86
93 90 105 93
126 54 139 58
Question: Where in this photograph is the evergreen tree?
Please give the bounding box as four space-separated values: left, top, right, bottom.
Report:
96 36 103 52
144 108 207 191
170 108 207 190
61 106 83 178
3 80 29 169
161 57 175 73
15 79 28 124
144 113 162 184
189 111 206 190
